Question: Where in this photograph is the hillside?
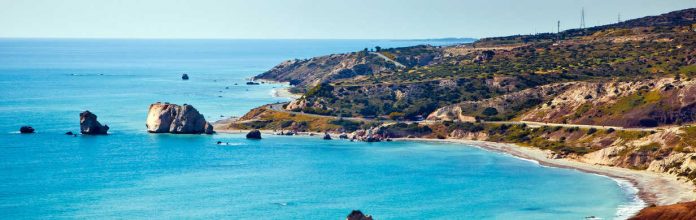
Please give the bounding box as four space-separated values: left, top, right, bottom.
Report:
221 8 696 191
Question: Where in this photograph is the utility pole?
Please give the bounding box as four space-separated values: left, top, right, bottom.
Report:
556 20 561 42
557 20 560 34
580 8 586 29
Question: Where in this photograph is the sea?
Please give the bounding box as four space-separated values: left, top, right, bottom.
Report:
0 39 642 219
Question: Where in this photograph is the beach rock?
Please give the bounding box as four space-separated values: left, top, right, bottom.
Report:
323 133 332 140
246 130 262 139
339 133 349 139
80 111 109 135
19 126 35 134
145 102 214 134
346 210 373 220
181 74 189 80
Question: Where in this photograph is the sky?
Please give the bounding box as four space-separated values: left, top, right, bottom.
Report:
0 0 694 39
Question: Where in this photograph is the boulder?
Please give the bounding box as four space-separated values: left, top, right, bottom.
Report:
146 103 214 134
80 111 109 135
323 133 332 140
339 133 349 139
65 131 74 135
346 210 373 220
246 130 262 139
19 126 35 134
181 74 189 80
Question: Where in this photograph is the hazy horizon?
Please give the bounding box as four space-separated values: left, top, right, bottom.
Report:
1 0 694 39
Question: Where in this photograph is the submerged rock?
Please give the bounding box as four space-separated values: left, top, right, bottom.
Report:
346 210 373 220
65 131 74 135
246 130 262 139
80 111 109 135
146 102 214 134
19 126 35 134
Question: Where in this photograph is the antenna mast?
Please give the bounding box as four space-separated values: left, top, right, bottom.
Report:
618 13 621 23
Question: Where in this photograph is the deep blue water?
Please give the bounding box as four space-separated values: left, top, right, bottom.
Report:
0 39 640 219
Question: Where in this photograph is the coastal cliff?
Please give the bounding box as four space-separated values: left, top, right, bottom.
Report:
228 8 696 217
146 102 214 134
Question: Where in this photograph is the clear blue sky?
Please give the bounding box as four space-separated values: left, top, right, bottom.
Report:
0 0 693 39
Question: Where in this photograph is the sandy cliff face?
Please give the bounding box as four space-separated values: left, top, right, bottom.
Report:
146 103 213 134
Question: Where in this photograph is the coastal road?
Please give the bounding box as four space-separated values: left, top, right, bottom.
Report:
370 52 406 69
264 102 667 132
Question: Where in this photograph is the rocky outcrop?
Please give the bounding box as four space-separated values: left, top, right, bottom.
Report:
350 127 385 142
323 133 332 140
181 74 189 80
629 201 696 220
80 111 109 135
346 210 373 220
246 130 262 139
145 103 214 134
19 126 35 134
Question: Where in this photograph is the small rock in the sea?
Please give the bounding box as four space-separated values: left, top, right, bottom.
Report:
19 126 35 134
346 210 373 220
65 131 74 135
323 133 332 140
246 130 262 139
216 141 222 145
181 74 189 80
80 111 109 135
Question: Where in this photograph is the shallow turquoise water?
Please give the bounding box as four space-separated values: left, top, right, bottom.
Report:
0 39 639 219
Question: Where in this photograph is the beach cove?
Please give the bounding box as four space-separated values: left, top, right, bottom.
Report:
1 39 651 219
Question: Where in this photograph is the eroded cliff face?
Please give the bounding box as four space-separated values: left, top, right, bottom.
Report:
146 103 213 134
520 78 696 127
427 82 572 121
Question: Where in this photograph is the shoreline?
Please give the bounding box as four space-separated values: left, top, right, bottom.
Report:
216 129 696 216
393 138 696 207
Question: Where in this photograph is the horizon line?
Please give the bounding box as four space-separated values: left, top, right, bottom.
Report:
0 36 479 41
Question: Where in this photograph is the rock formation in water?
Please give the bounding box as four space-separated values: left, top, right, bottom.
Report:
346 210 373 220
181 74 189 80
80 111 109 135
146 102 214 134
19 126 35 134
323 133 332 140
246 130 262 139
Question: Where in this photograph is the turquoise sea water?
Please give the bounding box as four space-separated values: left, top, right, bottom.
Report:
0 39 641 219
